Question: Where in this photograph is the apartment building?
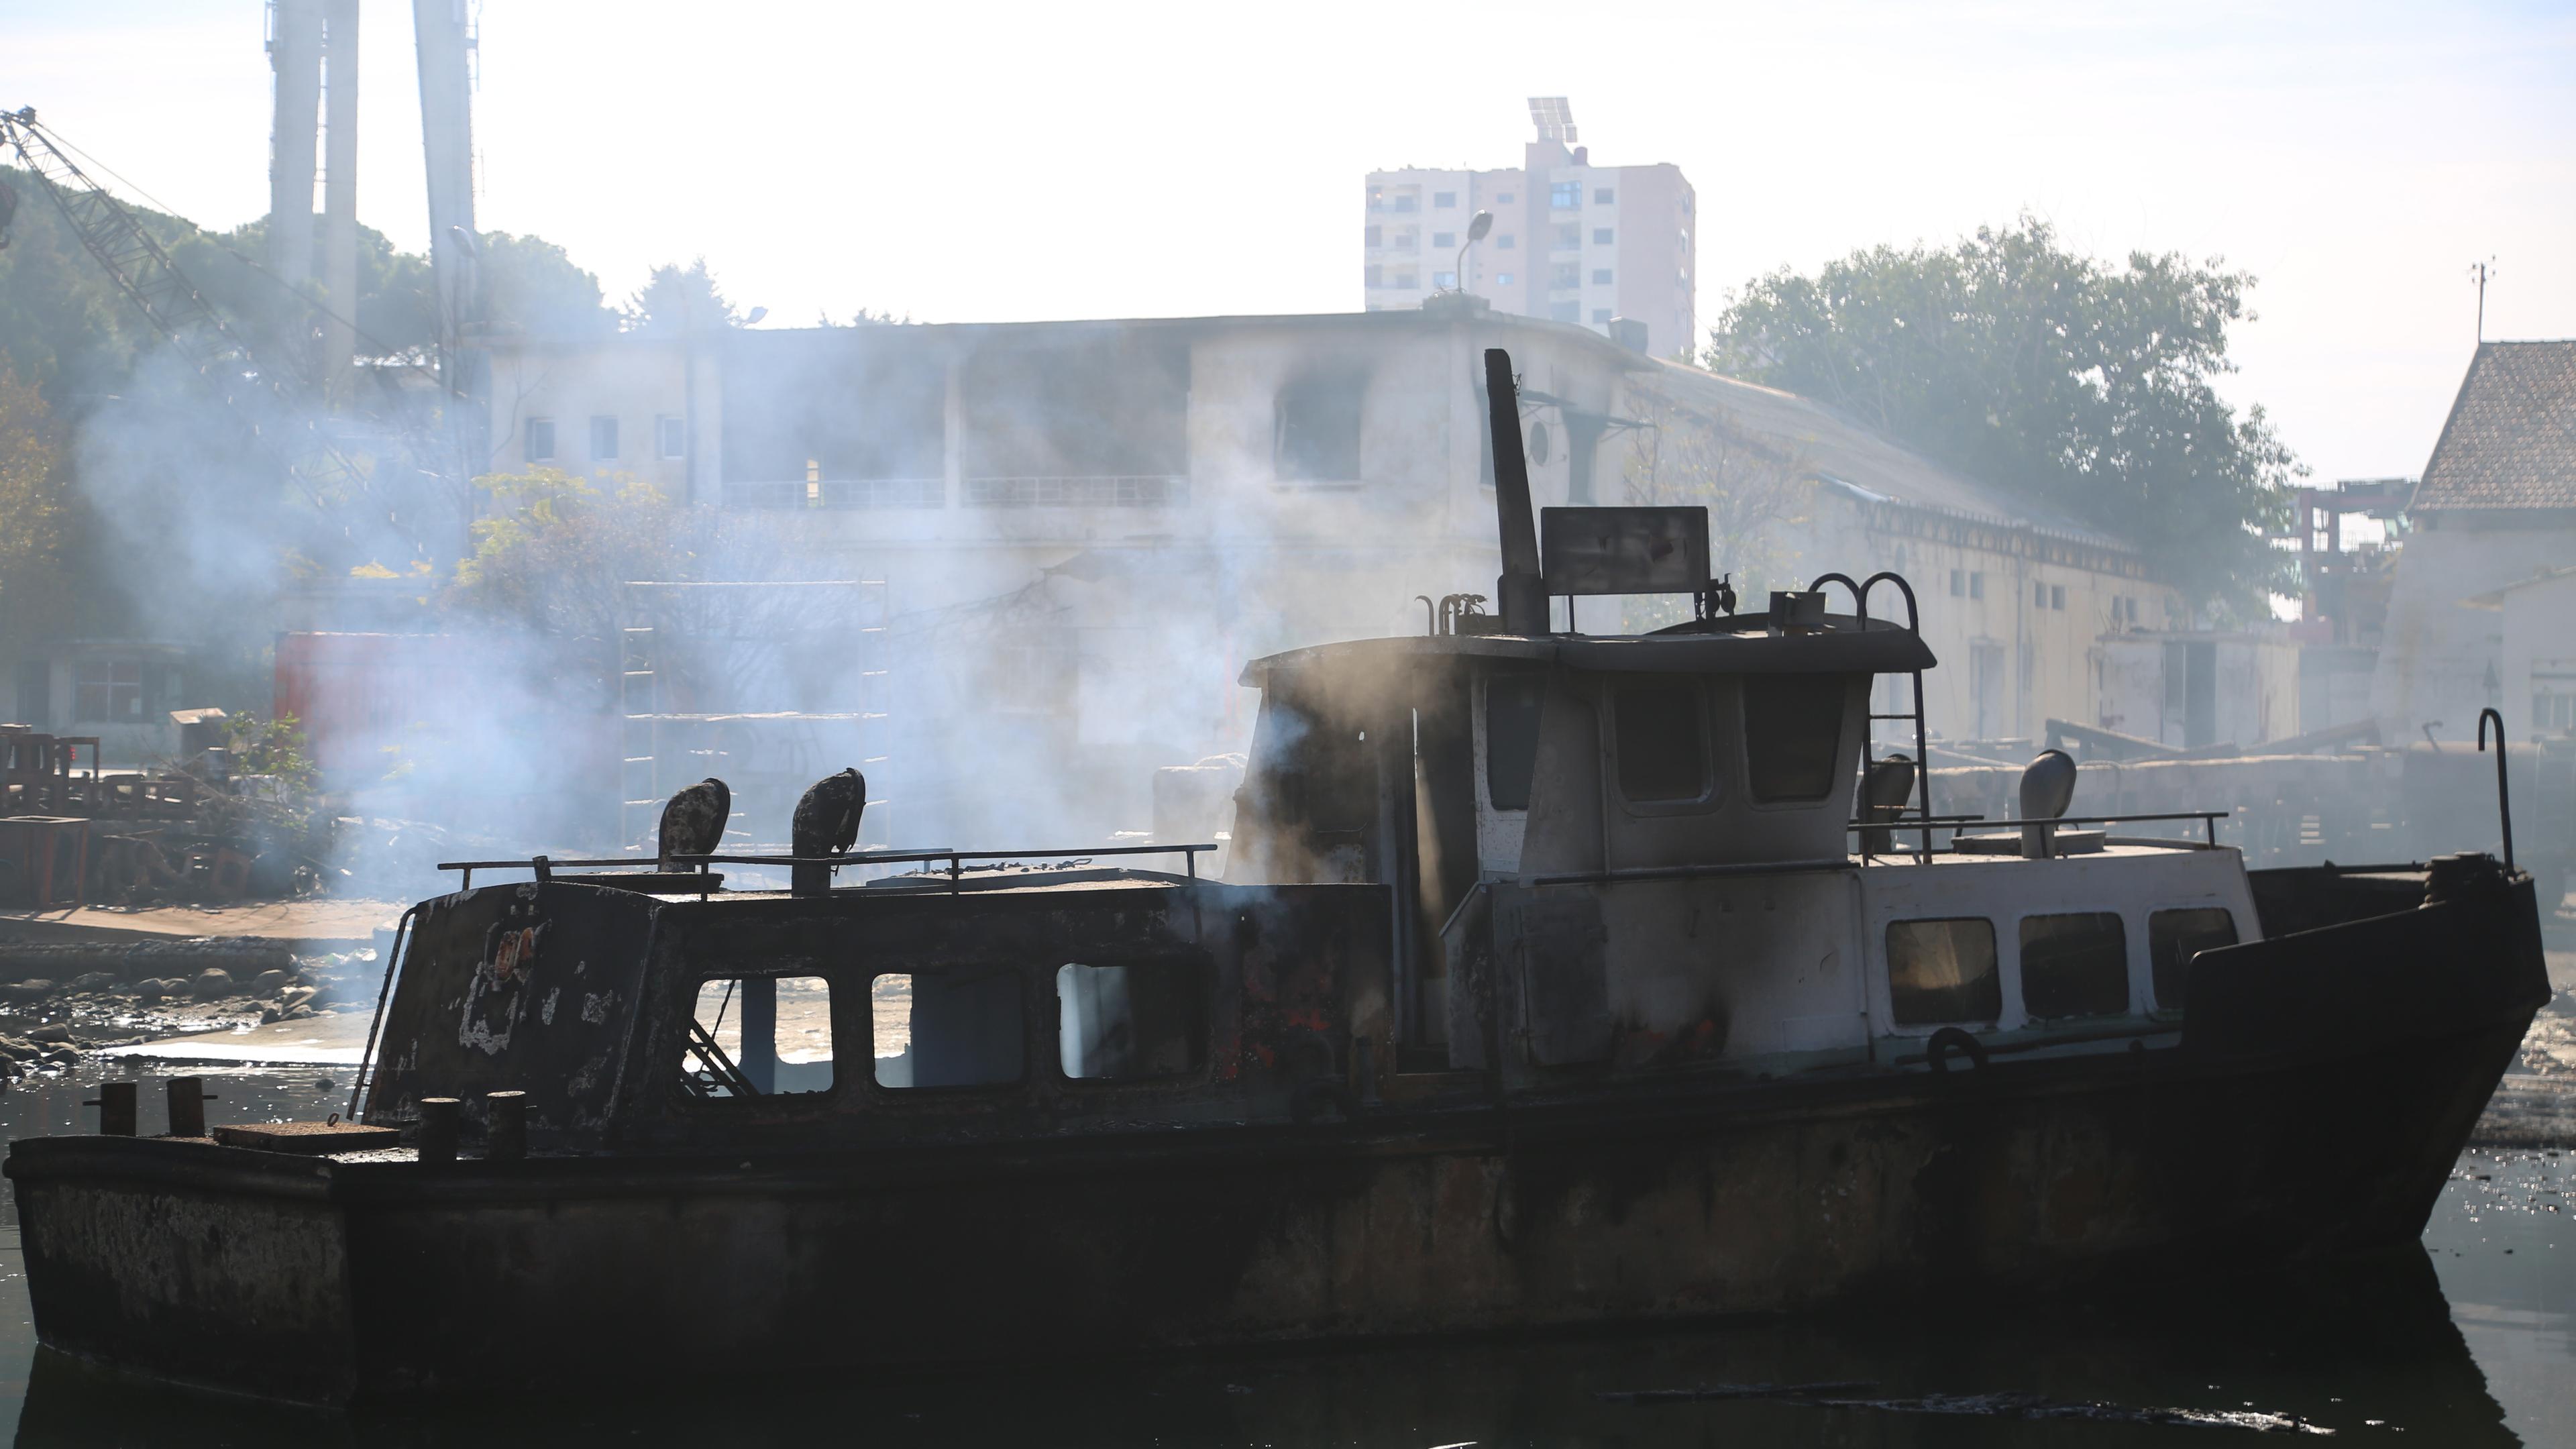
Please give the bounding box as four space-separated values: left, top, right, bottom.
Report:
1364 98 1696 360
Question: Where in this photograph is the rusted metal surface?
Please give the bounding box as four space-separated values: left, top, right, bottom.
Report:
210 1122 400 1154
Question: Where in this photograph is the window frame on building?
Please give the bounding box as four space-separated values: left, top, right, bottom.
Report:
524 417 556 464
590 415 620 462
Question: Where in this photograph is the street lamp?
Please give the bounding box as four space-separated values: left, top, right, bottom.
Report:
1455 210 1493 293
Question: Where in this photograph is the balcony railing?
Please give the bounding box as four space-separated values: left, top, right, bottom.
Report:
724 478 945 510
963 476 1189 508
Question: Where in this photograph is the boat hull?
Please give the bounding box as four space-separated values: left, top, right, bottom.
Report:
9 869 2545 1405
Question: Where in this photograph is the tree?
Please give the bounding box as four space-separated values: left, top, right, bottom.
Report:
449 468 693 685
476 231 617 339
1705 217 2300 612
623 258 738 334
0 360 78 649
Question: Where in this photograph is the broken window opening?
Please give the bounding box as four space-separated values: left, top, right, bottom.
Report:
2019 912 2129 1020
1744 675 1845 804
2148 908 2237 1013
873 969 1026 1089
1276 370 1366 483
524 417 555 463
682 975 835 1099
1057 961 1206 1081
1484 674 1545 812
1888 918 2001 1026
1613 680 1709 806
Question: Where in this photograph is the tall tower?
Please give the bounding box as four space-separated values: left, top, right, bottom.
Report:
265 0 361 405
266 0 322 313
321 0 360 405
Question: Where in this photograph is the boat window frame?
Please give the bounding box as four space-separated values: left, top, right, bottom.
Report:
1883 915 2004 1029
1477 669 1546 816
2145 903 2240 1017
1603 674 1722 816
2013 910 2134 1022
1739 672 1850 808
864 963 1032 1095
1052 954 1215 1087
673 964 847 1108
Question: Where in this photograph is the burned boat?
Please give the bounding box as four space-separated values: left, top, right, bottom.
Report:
7 352 2548 1405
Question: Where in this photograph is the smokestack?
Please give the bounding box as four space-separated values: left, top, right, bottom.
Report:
1483 348 1547 634
266 0 323 321
321 0 359 407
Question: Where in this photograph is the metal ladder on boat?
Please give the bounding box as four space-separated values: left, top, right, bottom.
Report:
1811 571 1936 857
619 625 661 853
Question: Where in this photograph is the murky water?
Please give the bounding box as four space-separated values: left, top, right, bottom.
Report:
0 1063 2565 1446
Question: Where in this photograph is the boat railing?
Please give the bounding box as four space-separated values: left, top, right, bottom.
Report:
1847 810 2228 859
433 842 1220 893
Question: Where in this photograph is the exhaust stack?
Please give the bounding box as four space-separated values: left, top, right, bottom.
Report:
1483 348 1548 634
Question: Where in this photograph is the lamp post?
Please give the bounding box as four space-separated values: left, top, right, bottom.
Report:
1455 210 1493 294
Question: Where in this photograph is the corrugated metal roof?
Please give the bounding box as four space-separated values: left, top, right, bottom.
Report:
2412 340 2576 514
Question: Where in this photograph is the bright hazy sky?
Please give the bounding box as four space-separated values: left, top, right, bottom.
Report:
9 0 2573 485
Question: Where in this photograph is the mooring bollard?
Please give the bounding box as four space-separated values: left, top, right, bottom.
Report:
83 1081 137 1136
486 1090 527 1161
166 1077 215 1137
416 1097 461 1164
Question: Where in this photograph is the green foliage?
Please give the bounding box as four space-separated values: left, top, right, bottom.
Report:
0 358 83 649
1705 217 2301 612
623 258 738 333
220 711 321 795
477 231 616 339
449 469 694 702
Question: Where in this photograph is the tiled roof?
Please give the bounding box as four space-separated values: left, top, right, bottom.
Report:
2412 341 2576 514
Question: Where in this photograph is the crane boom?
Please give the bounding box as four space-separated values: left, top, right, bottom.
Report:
0 105 419 555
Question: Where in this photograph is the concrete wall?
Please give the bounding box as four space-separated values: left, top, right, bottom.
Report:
2373 517 2576 745
2500 568 2576 741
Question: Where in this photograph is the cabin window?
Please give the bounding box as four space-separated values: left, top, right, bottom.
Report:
1613 680 1709 804
871 969 1025 1089
2148 908 2238 1012
2019 912 2130 1019
1057 961 1205 1081
1485 675 1545 811
1743 675 1845 803
1886 918 2001 1026
680 975 835 1098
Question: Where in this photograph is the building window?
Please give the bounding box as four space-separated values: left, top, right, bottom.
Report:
1276 370 1365 482
657 415 684 460
1364 225 1382 248
1432 270 1458 288
1888 918 2001 1026
2051 584 2066 610
1364 264 1383 288
1591 309 1611 323
1592 268 1613 284
1548 301 1579 322
1970 572 1985 600
1555 223 1582 249
2035 581 2049 608
590 415 619 462
1551 262 1581 289
1433 191 1456 207
1949 569 1966 597
1595 186 1615 203
2020 913 2130 1020
1394 227 1419 249
1366 186 1386 212
1392 195 1418 213
1496 191 1514 204
1550 181 1580 209
1496 235 1515 250
73 660 143 723
1496 272 1514 285
524 417 555 463
1392 268 1418 288
1593 227 1613 244
1432 231 1456 248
